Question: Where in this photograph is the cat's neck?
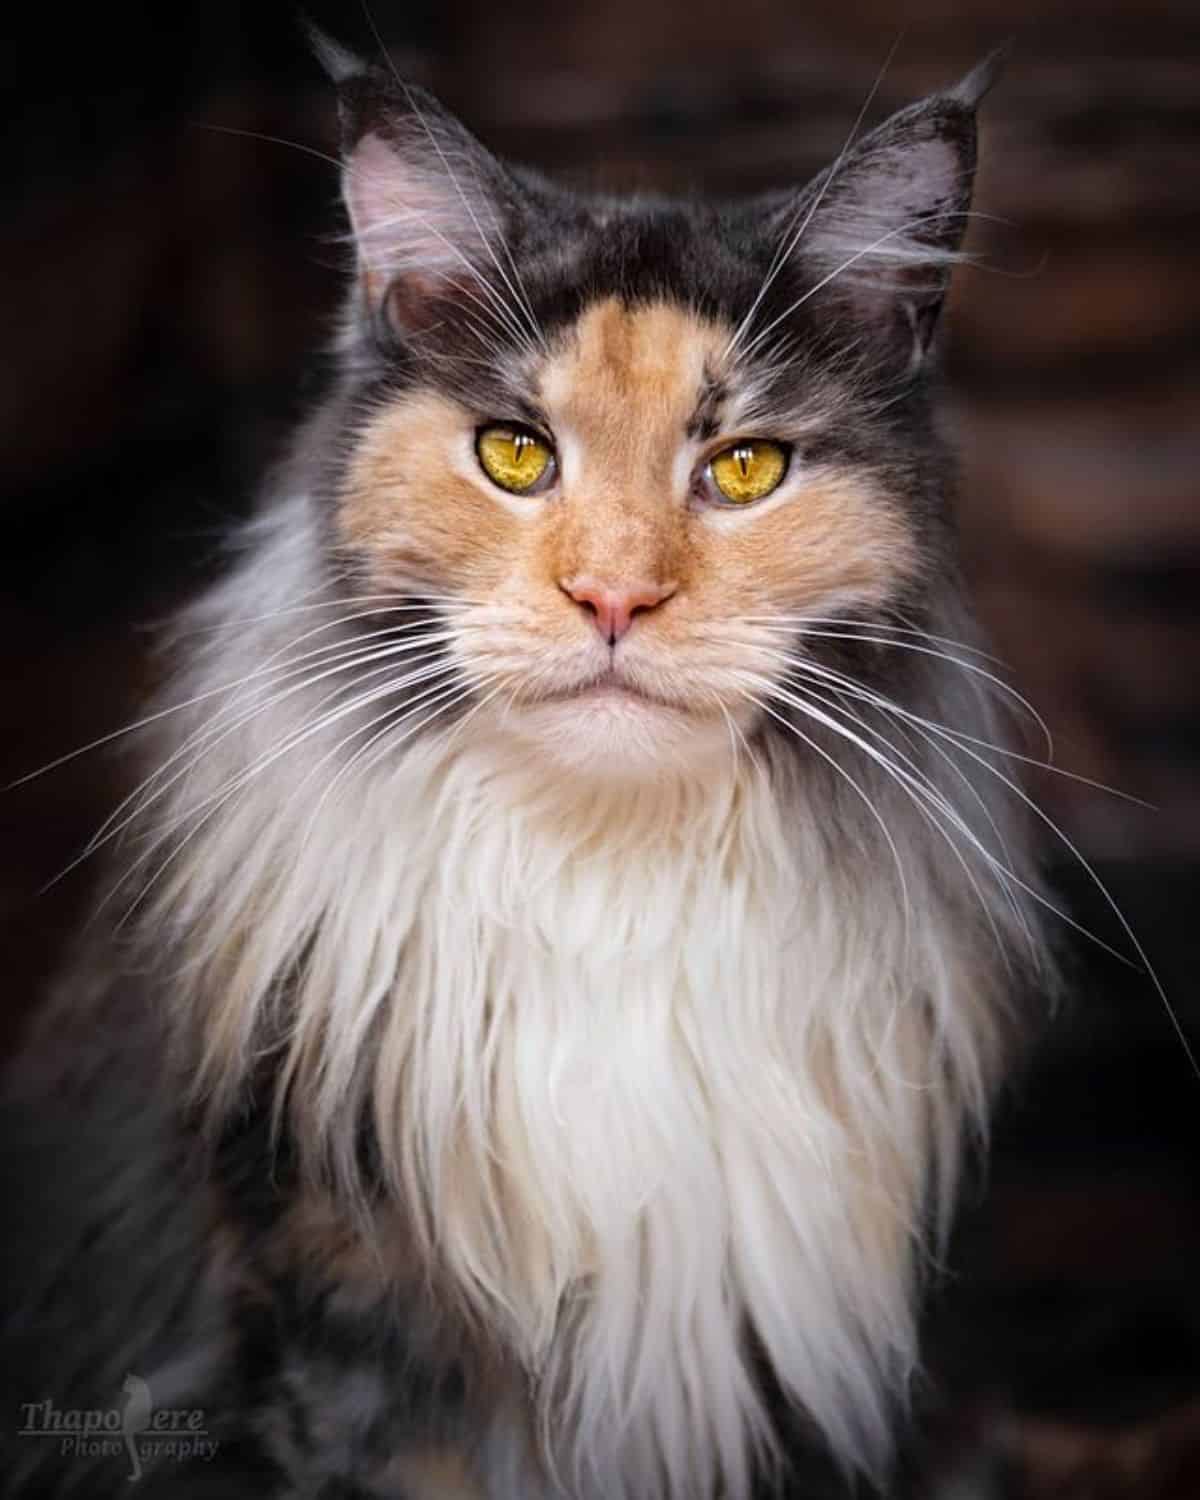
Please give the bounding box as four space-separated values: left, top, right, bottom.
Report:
146 717 999 1499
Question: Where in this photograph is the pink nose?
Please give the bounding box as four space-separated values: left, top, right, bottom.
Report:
561 577 677 644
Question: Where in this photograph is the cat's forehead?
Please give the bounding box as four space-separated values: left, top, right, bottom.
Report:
537 299 733 458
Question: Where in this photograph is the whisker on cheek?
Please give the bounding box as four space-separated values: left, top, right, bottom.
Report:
108 661 469 931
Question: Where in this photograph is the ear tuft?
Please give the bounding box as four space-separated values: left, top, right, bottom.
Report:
949 45 1010 110
777 80 990 369
300 20 366 85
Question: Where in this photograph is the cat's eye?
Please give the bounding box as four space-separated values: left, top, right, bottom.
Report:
708 440 789 506
476 424 555 495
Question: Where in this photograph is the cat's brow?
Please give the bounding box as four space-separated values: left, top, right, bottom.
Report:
685 365 729 442
513 396 551 431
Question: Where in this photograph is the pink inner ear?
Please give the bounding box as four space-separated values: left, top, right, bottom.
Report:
343 131 487 311
383 271 449 338
850 133 965 241
345 133 411 274
796 103 972 271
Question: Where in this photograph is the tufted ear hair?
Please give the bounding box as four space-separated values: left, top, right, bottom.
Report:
308 26 523 341
769 53 1003 369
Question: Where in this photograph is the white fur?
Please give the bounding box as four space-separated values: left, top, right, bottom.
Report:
145 517 1022 1498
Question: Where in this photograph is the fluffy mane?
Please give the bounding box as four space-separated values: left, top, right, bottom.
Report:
126 499 1042 1500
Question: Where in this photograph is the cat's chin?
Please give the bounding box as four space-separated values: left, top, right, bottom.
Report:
486 685 737 779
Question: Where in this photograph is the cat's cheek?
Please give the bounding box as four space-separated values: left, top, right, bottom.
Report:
694 472 922 617
334 391 531 596
336 482 522 599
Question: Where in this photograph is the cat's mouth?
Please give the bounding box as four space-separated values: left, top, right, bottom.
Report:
489 664 738 775
535 673 684 713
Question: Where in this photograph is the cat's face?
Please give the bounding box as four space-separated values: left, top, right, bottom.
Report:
325 63 983 775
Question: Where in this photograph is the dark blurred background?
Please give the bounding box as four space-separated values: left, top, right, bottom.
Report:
3 3 1199 1497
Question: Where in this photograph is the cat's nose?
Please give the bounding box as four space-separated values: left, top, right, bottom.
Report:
560 577 677 645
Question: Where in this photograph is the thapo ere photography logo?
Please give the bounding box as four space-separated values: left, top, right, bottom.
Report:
18 1374 217 1480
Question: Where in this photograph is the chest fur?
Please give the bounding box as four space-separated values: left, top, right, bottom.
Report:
170 743 987 1499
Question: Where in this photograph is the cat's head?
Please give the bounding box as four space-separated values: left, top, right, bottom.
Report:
317 43 997 777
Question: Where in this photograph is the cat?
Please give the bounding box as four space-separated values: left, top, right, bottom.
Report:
1 35 1049 1500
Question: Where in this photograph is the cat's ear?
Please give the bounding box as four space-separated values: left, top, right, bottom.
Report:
310 30 516 339
782 55 1001 367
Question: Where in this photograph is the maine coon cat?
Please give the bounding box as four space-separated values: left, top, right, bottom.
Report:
3 38 1048 1500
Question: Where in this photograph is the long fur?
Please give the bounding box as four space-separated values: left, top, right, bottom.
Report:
132 498 1038 1500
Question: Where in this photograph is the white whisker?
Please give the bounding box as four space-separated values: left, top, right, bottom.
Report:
739 662 1137 973
894 711 1200 1078
743 672 1010 964
751 623 1053 755
40 635 459 895
294 672 497 846
738 614 1006 665
785 667 1034 958
8 604 467 792
109 663 466 930
188 593 473 637
730 680 913 952
724 38 903 362
201 123 536 357
737 209 977 365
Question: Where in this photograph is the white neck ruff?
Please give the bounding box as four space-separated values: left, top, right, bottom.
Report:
163 731 1000 1500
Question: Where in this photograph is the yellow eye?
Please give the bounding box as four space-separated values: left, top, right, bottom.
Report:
476 424 554 494
708 440 789 505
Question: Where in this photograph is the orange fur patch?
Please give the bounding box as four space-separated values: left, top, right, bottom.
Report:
338 297 918 714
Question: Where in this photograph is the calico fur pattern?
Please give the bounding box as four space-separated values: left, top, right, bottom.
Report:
2 46 1044 1500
